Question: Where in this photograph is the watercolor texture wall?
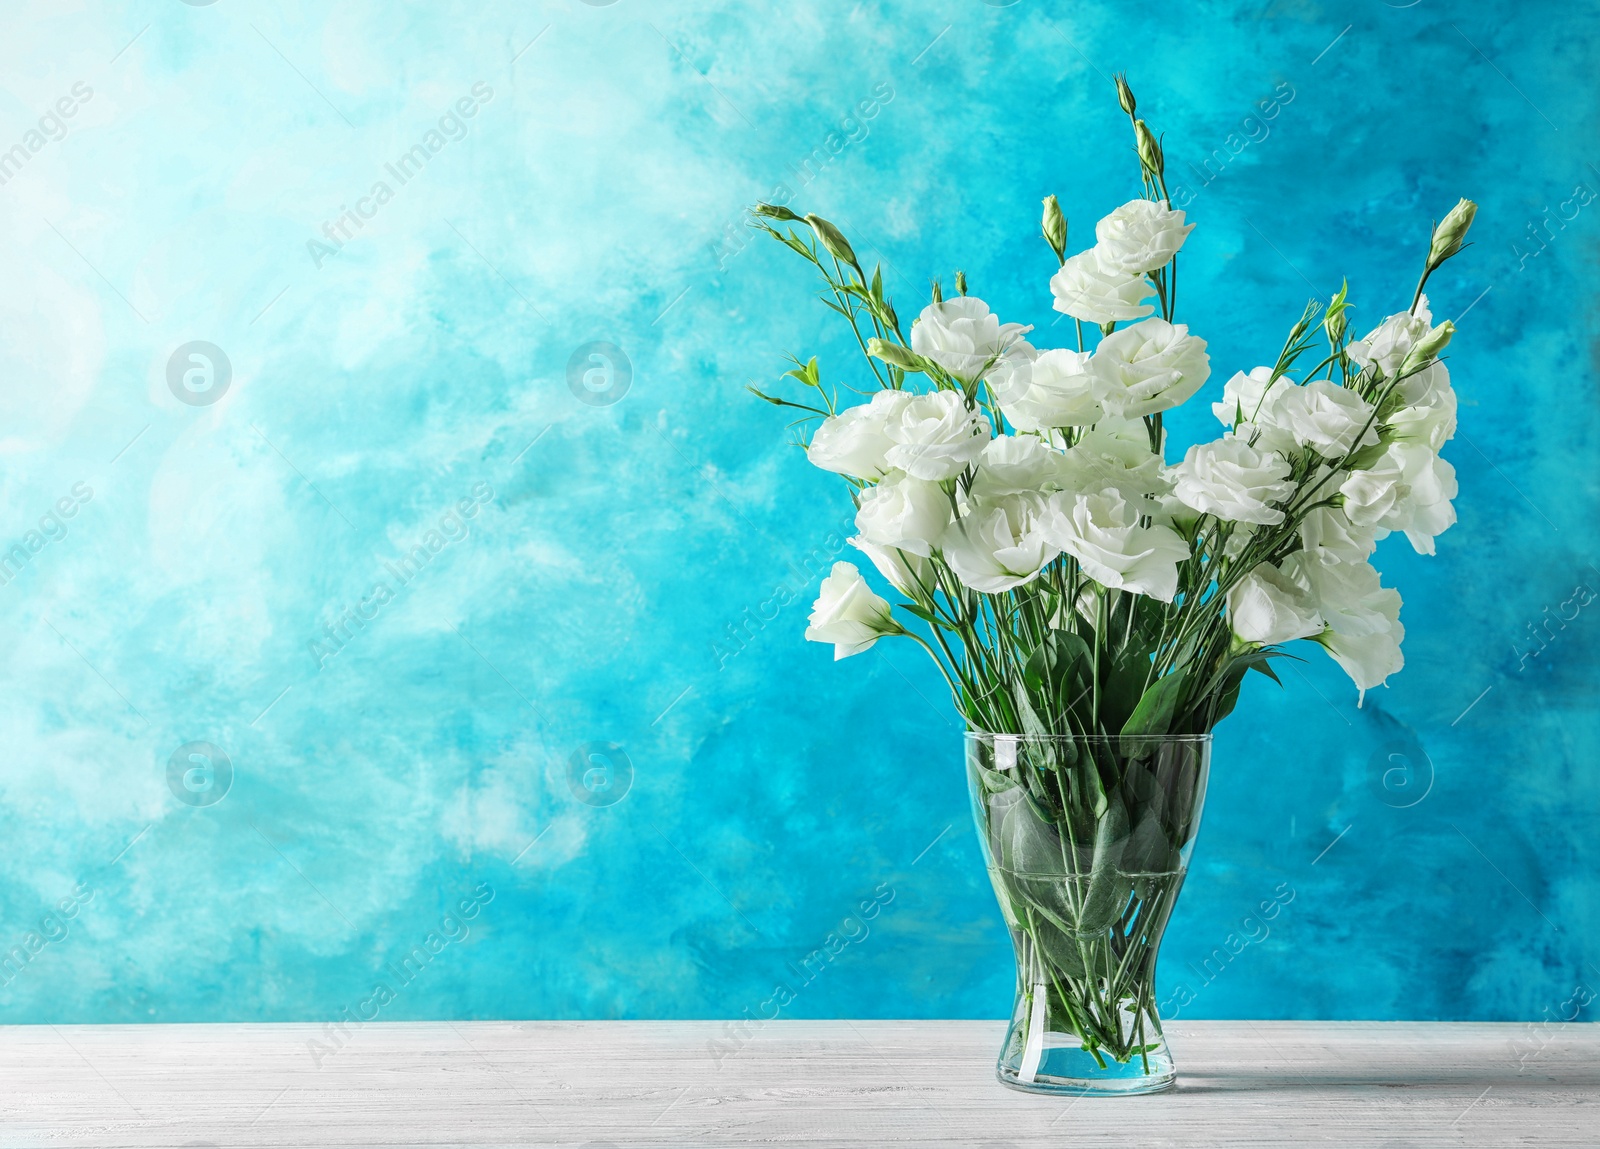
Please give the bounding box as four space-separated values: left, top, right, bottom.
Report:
0 0 1596 1029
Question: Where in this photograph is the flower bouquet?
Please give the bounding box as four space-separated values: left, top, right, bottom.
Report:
749 78 1474 1094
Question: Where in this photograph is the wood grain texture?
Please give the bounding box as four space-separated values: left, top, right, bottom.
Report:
0 1020 1594 1147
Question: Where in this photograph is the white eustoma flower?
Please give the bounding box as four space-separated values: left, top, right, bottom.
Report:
909 297 1033 383
1041 489 1191 601
883 390 992 481
1339 441 1457 554
1393 445 1458 555
1093 198 1195 275
1298 554 1404 698
804 562 902 659
1212 366 1281 427
1058 422 1169 501
1092 318 1211 418
969 435 1069 502
1049 249 1156 325
1211 366 1297 455
850 536 933 597
806 389 913 480
1347 296 1448 378
1273 379 1378 457
942 501 1060 594
990 348 1106 430
1169 436 1297 525
1227 561 1324 645
854 471 952 558
1299 506 1376 563
1385 362 1458 450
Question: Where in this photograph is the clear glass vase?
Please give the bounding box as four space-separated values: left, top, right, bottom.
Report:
966 732 1211 1096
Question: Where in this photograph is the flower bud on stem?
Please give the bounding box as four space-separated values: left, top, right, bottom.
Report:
1115 73 1137 117
1398 320 1455 376
1134 120 1164 183
805 213 860 273
1041 195 1068 266
1410 198 1477 311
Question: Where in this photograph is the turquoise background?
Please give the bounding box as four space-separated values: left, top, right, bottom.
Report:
0 0 1595 1027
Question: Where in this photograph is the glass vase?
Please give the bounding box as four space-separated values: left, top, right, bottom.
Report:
965 732 1211 1096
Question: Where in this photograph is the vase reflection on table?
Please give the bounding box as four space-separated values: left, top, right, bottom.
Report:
968 732 1208 1095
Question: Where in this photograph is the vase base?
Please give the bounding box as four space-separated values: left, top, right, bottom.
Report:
997 1064 1176 1096
996 1034 1177 1097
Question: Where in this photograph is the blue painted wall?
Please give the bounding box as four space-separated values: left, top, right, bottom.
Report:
0 0 1595 1029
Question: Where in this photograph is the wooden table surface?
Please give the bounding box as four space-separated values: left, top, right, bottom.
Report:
0 1020 1594 1147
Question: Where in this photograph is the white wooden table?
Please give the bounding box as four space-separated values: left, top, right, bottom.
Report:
1 1020 1593 1147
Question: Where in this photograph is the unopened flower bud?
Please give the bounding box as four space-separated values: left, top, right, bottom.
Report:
1041 195 1067 264
867 338 927 374
1134 120 1163 178
805 213 858 268
1427 198 1478 269
930 278 943 304
1115 74 1136 116
954 270 968 296
753 202 801 222
1400 320 1455 374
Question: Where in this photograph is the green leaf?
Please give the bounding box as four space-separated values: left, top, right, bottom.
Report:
1023 629 1091 695
1026 909 1087 979
1121 670 1188 742
782 356 821 390
1075 796 1131 936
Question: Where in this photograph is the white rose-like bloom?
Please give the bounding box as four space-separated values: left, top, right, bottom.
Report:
990 348 1106 430
804 562 902 659
1040 489 1191 601
1273 379 1379 458
1348 296 1446 378
1058 422 1170 501
1339 441 1457 554
850 536 933 597
1092 318 1211 418
909 296 1033 383
969 435 1069 502
1299 553 1404 698
1385 362 1458 450
1299 506 1376 563
1394 444 1458 555
1212 366 1281 427
854 471 952 558
806 389 913 480
883 389 992 481
1169 436 1297 525
1093 198 1195 275
1049 249 1156 325
942 501 1060 594
1227 561 1324 645
1211 366 1297 455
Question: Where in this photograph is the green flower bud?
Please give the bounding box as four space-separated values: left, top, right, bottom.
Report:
867 338 927 373
804 214 858 269
930 278 943 304
1041 195 1067 264
1427 198 1478 269
1115 74 1136 116
954 270 968 296
1134 120 1163 179
1400 320 1455 374
752 202 801 222
1324 279 1350 345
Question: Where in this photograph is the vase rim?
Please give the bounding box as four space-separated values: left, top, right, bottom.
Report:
963 730 1213 744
